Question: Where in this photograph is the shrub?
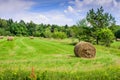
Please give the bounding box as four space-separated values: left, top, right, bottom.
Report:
52 32 67 39
44 29 52 38
77 35 93 42
98 28 115 47
115 29 120 39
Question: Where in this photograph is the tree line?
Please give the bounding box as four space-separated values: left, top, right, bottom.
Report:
0 7 120 46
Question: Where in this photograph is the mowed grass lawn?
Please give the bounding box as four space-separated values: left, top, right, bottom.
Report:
0 37 120 80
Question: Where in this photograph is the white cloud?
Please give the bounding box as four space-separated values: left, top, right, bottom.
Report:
10 11 74 26
73 0 120 8
64 5 79 16
0 0 35 14
0 0 75 26
46 13 74 25
69 0 120 11
39 15 49 21
67 6 74 13
64 5 77 15
0 0 120 25
64 10 67 13
66 0 120 25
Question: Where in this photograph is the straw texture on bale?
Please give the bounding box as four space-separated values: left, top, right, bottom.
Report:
0 36 4 39
74 42 96 58
7 36 14 41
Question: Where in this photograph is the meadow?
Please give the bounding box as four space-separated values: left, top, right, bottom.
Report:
0 37 120 80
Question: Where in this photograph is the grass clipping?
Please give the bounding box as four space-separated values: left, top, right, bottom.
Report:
74 42 96 58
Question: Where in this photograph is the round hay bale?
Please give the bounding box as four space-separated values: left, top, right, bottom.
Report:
29 36 34 39
0 36 4 39
7 36 14 41
74 41 96 58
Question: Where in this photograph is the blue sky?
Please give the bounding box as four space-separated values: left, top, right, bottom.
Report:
0 0 120 26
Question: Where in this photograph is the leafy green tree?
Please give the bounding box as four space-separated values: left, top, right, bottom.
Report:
7 19 13 26
86 6 115 44
27 21 36 36
10 22 18 35
69 25 79 38
9 21 26 36
0 28 5 35
76 19 92 42
0 28 11 36
18 20 28 36
115 29 120 39
52 31 67 39
37 24 45 37
7 19 13 34
33 25 41 37
77 19 87 27
98 28 114 47
44 27 52 38
50 24 59 33
0 18 7 28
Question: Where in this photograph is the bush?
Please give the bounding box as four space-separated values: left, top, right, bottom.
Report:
115 29 120 39
77 35 93 42
52 32 67 39
44 29 52 38
33 31 41 37
98 28 115 47
0 28 6 35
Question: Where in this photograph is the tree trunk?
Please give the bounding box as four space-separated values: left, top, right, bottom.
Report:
96 36 99 45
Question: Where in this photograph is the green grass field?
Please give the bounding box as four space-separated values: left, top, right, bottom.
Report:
0 37 120 80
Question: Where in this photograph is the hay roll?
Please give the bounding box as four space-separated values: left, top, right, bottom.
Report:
7 36 14 41
29 36 34 39
74 42 96 58
0 36 4 39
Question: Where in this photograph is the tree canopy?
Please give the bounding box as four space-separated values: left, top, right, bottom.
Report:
86 6 116 44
